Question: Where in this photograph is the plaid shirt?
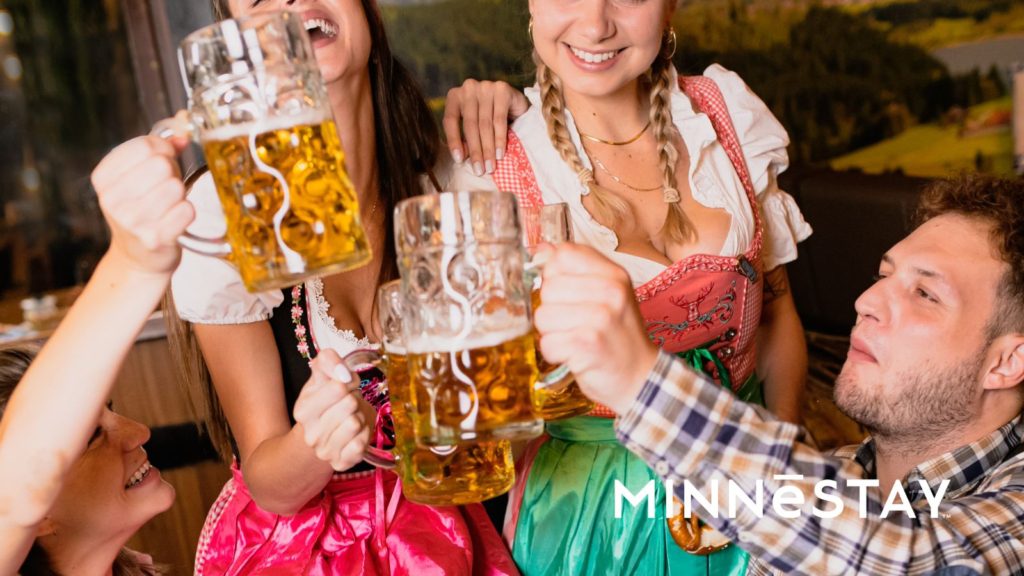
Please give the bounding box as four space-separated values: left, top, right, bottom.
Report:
616 351 1024 576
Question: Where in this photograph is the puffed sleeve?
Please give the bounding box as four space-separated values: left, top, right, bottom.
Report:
170 171 284 324
705 64 813 270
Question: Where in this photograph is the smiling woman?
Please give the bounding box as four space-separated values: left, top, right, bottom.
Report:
0 110 196 575
0 348 175 575
160 0 520 574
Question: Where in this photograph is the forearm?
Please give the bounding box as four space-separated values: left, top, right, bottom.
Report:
756 274 806 424
0 250 167 524
617 352 1024 575
0 524 33 575
241 424 336 515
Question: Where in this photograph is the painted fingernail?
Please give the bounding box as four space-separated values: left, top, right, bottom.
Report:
452 148 464 163
485 160 495 175
332 364 352 383
473 162 484 177
496 148 504 161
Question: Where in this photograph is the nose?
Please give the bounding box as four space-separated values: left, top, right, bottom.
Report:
853 277 887 326
110 413 152 452
579 0 615 44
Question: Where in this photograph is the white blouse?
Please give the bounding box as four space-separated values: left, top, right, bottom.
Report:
452 64 813 287
171 162 462 356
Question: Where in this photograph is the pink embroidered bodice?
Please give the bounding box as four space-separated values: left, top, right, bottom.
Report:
493 76 765 416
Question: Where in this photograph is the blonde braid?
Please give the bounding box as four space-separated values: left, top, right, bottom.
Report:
649 54 694 244
533 50 630 227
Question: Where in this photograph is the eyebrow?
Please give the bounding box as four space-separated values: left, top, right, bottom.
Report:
880 254 954 291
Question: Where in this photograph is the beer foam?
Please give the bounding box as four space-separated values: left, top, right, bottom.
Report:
405 325 531 355
383 342 407 356
200 109 332 142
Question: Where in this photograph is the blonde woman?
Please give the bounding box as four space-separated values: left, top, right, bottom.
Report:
445 1 812 574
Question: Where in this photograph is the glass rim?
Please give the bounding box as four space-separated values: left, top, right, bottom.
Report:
180 10 301 48
393 189 517 213
394 189 523 248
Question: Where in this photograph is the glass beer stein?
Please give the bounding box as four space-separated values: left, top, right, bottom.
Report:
161 12 371 292
521 203 595 421
347 281 514 505
395 191 544 445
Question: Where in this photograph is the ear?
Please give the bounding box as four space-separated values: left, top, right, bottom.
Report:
981 334 1024 392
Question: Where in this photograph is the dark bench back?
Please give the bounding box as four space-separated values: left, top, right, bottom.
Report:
782 169 929 336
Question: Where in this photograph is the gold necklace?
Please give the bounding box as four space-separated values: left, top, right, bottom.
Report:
578 120 651 146
582 143 662 193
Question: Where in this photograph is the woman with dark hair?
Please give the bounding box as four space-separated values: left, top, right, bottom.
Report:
0 129 196 575
165 0 519 574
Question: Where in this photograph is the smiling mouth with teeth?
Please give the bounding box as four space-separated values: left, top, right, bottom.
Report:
125 461 153 489
304 18 338 41
569 45 622 64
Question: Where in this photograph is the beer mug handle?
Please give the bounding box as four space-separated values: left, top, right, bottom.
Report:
343 349 398 470
522 251 574 393
150 114 234 259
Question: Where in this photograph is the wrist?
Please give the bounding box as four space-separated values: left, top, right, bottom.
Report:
622 342 655 405
99 248 175 284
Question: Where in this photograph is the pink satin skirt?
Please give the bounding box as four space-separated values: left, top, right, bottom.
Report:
195 465 520 575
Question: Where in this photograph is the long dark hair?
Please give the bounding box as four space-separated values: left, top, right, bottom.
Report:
169 0 442 460
0 346 163 576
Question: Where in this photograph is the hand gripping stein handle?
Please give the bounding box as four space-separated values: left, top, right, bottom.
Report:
342 349 398 470
150 113 233 258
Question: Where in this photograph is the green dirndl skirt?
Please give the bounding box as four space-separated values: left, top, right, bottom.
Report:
510 369 763 576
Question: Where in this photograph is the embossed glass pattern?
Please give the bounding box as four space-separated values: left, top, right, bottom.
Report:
395 191 543 445
177 11 371 291
377 281 514 504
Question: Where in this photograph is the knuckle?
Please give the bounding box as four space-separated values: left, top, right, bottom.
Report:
164 178 186 198
315 445 332 461
351 434 368 451
339 394 358 413
146 157 174 180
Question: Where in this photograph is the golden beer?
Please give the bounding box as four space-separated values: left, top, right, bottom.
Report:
408 330 543 445
530 289 595 420
387 348 514 504
202 116 372 292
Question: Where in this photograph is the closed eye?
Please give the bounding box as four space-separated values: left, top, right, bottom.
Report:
916 287 939 303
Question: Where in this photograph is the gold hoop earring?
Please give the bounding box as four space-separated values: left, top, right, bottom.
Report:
528 17 534 38
664 28 677 59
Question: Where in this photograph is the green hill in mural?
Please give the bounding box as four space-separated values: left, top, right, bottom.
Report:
830 97 1013 177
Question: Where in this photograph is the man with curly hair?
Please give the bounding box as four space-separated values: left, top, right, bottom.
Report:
533 174 1024 575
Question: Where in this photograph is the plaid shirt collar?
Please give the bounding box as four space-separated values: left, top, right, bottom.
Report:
838 415 1024 501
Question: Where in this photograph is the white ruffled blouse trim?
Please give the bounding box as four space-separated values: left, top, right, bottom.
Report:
304 277 377 355
515 63 811 284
